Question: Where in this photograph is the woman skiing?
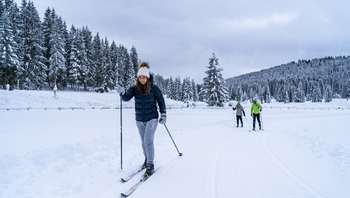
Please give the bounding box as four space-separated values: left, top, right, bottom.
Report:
117 62 166 176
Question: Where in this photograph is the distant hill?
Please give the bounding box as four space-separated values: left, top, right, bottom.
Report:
226 56 350 103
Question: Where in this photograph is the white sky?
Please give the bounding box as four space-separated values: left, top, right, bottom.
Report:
21 0 350 82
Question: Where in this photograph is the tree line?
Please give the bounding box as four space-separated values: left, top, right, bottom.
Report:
0 0 138 91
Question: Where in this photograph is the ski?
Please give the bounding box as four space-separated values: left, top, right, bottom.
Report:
120 167 145 183
120 168 158 197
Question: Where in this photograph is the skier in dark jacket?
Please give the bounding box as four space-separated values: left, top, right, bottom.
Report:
232 101 245 127
117 62 166 176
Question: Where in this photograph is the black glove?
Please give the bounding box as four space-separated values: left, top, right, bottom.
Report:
159 113 167 124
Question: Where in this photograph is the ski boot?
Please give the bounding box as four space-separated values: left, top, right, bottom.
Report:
144 163 154 177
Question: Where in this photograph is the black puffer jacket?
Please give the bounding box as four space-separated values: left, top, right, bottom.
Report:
121 80 166 122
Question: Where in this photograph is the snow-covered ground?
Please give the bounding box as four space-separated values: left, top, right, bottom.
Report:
1 90 349 198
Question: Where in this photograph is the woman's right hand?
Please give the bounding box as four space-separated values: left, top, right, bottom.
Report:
116 85 125 95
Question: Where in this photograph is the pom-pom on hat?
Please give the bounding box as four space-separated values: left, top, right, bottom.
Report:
137 62 150 78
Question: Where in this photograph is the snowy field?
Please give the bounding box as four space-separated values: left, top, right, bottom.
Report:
1 90 350 198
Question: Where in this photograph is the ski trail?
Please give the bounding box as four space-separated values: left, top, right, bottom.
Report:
208 148 220 198
261 133 326 198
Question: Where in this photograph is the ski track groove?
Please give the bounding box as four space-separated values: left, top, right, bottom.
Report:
261 132 326 198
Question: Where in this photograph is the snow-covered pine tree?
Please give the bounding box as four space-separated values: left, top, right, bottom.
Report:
67 25 79 89
174 77 182 101
182 77 193 102
312 82 322 102
262 83 271 103
345 80 350 100
202 53 228 106
81 26 93 90
236 86 243 101
0 8 19 87
102 38 113 90
18 1 45 89
109 41 118 88
118 45 134 89
324 85 333 102
90 33 104 88
0 0 4 16
48 10 65 88
191 79 198 102
130 46 138 78
280 84 289 103
169 78 175 100
295 81 305 102
76 29 88 90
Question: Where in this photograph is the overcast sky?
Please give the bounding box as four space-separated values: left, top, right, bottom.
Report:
23 0 350 82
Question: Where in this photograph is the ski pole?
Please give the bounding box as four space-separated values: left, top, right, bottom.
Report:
120 94 123 170
163 124 183 156
260 113 264 130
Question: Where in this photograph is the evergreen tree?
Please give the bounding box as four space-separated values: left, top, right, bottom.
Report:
0 8 18 87
130 46 138 78
182 78 193 102
117 45 134 89
312 82 322 102
262 83 271 103
48 10 65 88
76 30 88 90
0 0 4 16
295 81 305 102
191 79 198 102
81 26 93 90
66 25 79 89
18 1 45 89
324 85 333 102
109 41 118 87
202 53 228 106
90 33 104 88
345 80 350 100
167 77 175 99
174 77 182 101
102 38 113 90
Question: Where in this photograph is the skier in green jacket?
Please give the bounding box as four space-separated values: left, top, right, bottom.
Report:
251 99 262 131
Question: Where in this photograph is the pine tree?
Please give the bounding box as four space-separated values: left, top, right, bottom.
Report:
191 79 198 102
81 26 93 90
42 8 53 87
295 81 305 102
90 33 104 88
109 41 118 87
102 38 113 90
312 82 322 102
76 30 88 90
182 78 193 102
167 77 175 99
18 1 45 89
324 85 332 102
66 25 79 89
130 46 138 78
263 83 271 103
201 53 228 106
48 10 65 88
174 77 182 101
118 45 134 89
345 80 350 100
0 8 19 87
0 0 4 16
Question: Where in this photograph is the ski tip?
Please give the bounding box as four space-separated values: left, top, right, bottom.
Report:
120 178 127 183
120 193 128 197
179 153 183 156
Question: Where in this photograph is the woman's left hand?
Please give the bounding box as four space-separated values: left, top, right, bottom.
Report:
159 113 167 124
